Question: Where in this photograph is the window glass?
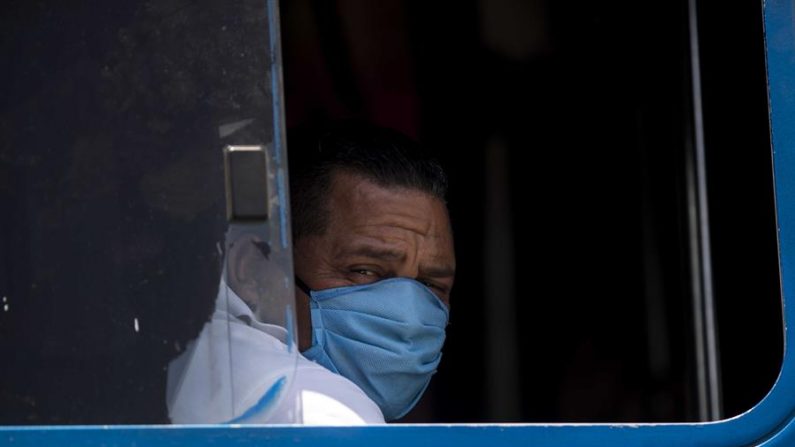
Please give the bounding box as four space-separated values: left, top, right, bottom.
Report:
0 0 296 424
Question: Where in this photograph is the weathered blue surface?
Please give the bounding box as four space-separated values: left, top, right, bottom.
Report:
2 0 795 445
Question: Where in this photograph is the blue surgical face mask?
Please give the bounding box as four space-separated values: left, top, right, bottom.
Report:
297 277 449 421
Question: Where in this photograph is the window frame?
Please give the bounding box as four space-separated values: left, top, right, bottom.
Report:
2 0 795 445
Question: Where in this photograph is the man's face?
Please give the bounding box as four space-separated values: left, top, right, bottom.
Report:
293 170 456 351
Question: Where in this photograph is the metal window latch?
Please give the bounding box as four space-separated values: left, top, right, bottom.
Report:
223 145 270 223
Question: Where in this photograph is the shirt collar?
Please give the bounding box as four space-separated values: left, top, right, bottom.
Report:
216 278 289 343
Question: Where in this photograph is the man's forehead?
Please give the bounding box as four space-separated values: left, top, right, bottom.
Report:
331 189 450 239
327 171 448 218
325 171 455 261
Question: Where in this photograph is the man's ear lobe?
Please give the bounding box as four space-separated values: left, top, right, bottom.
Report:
226 234 259 287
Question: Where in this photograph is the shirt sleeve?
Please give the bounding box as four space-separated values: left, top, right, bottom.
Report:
168 311 384 425
292 358 385 425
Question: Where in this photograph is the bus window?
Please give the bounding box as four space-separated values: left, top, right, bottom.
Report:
0 0 785 430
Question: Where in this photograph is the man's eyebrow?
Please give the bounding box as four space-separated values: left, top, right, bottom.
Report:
342 244 455 278
420 264 456 279
342 245 407 261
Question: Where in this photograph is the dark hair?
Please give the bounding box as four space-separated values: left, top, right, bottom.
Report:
288 121 448 240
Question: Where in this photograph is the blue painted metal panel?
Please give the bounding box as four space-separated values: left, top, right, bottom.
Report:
2 0 795 445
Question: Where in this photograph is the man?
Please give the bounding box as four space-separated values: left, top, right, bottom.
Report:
167 122 455 424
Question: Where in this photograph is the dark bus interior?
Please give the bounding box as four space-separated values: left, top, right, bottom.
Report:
281 0 781 423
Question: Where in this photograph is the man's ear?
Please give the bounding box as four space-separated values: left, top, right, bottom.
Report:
226 234 265 303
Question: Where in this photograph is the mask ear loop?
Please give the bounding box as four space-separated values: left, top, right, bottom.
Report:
294 277 313 296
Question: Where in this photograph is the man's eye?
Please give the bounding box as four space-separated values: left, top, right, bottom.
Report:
421 280 439 290
422 281 448 295
350 269 383 282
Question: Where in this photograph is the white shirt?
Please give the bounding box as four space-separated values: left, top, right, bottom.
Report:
166 281 385 425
